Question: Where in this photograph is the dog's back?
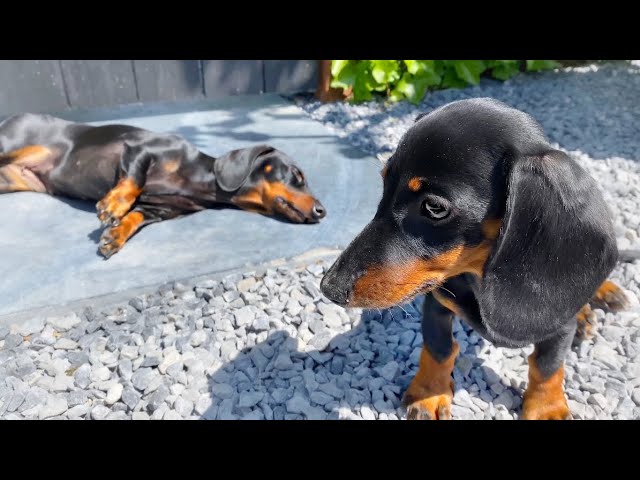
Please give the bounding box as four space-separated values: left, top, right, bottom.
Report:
0 113 150 199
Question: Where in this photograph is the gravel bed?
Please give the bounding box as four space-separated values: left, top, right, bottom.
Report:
1 62 639 420
1 256 638 420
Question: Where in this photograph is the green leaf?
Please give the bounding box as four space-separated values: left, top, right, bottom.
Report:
485 60 516 68
433 60 447 77
331 60 350 77
490 60 521 80
404 60 419 74
328 60 559 104
350 61 374 102
392 70 440 104
388 89 406 102
404 60 436 75
453 60 486 85
330 60 359 90
370 60 400 84
526 60 560 72
441 66 469 89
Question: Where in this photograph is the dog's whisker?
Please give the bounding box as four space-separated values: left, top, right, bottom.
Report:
438 286 457 298
398 304 411 318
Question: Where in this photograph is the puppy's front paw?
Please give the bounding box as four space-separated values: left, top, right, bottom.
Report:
522 395 572 420
403 379 454 420
404 393 453 420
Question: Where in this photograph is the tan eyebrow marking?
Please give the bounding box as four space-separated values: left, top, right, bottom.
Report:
408 177 424 192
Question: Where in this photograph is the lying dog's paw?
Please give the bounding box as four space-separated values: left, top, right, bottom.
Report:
96 178 141 227
98 226 127 259
403 380 454 420
96 196 128 227
591 280 631 312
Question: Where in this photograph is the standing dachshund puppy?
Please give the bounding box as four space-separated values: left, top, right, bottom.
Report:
321 98 637 420
0 113 326 258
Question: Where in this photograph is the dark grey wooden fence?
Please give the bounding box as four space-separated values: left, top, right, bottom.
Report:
0 60 318 117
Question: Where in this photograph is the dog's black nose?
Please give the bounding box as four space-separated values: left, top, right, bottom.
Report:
312 201 326 220
320 271 350 306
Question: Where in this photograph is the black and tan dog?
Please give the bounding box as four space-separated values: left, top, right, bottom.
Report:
0 113 326 258
321 98 638 420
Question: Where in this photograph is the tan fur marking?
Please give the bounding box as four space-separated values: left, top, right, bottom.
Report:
1 145 53 166
591 279 630 311
350 219 502 308
96 177 142 224
407 177 423 192
233 180 317 219
162 159 181 174
432 290 464 317
522 354 570 420
99 211 145 257
404 343 459 420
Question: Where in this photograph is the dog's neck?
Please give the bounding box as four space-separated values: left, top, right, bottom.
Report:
183 152 236 206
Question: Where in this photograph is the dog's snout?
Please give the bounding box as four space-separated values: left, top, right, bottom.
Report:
320 270 350 306
321 221 381 307
312 200 326 220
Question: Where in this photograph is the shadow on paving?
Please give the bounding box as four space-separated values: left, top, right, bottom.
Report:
168 109 370 161
202 299 517 420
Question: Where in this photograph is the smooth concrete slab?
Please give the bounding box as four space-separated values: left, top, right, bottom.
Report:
0 94 382 316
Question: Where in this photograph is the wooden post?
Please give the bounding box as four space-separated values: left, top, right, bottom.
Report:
315 60 348 103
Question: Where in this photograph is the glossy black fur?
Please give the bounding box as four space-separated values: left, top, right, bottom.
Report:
321 98 627 366
422 294 455 362
0 113 326 249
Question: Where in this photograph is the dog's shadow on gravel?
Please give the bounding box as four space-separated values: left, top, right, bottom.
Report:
203 297 519 420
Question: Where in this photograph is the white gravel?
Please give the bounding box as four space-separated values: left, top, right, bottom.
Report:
1 61 639 420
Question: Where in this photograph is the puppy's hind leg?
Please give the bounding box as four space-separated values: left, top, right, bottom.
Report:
590 279 630 312
0 145 52 194
575 280 631 341
0 164 47 194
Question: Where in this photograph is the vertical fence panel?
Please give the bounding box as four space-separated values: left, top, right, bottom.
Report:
264 60 318 94
60 60 138 109
202 60 263 98
0 60 68 116
0 60 321 117
133 60 203 103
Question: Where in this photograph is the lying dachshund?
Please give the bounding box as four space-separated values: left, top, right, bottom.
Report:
0 113 326 258
321 98 639 420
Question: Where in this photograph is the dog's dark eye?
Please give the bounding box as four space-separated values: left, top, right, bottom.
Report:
292 168 305 187
421 197 450 220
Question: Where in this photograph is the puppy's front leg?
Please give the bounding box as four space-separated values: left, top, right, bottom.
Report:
99 204 183 258
522 324 575 420
96 143 154 226
404 292 459 420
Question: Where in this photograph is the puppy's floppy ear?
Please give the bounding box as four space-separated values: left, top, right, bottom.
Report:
479 149 618 344
414 112 428 122
214 145 274 192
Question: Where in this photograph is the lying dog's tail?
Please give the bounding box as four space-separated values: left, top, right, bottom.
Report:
619 249 640 263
